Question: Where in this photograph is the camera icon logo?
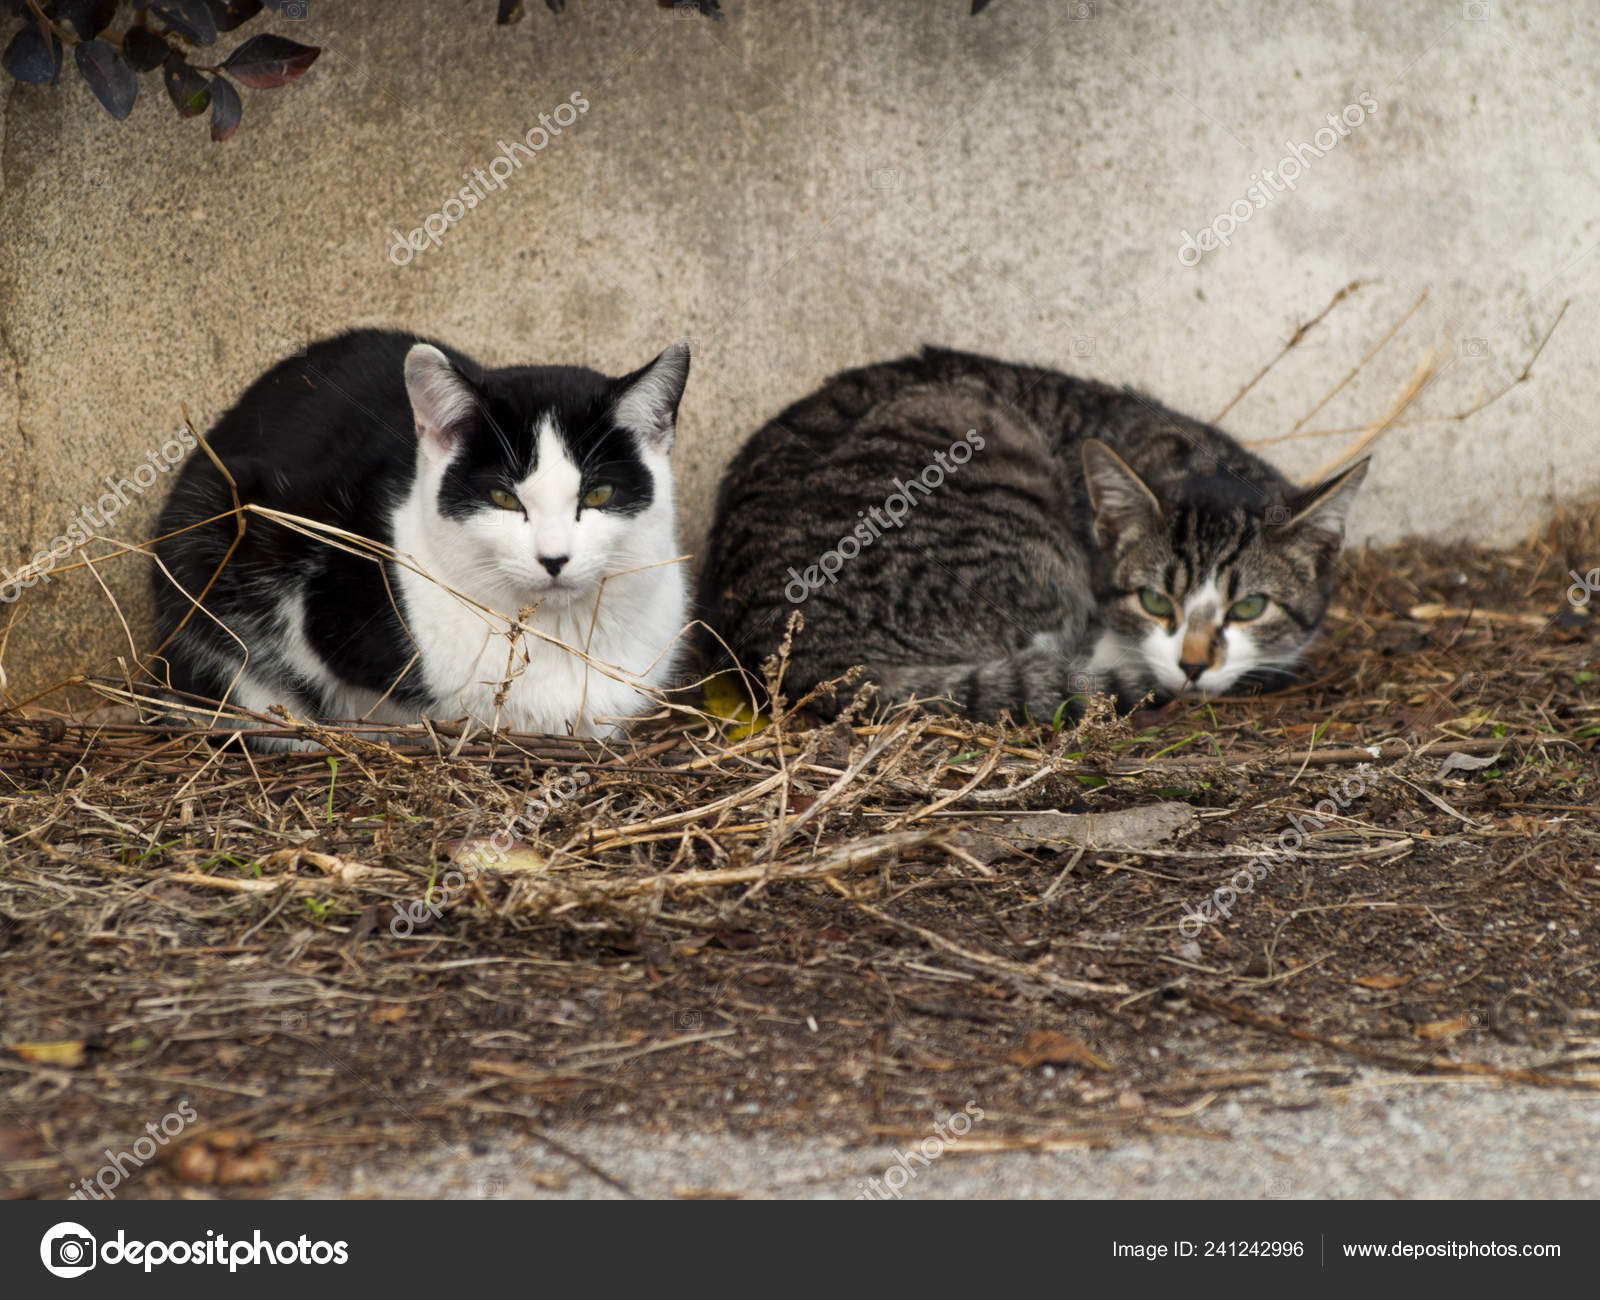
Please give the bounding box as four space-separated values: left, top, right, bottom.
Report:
40 1222 97 1278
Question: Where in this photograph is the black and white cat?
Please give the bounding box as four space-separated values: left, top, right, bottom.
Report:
152 329 691 744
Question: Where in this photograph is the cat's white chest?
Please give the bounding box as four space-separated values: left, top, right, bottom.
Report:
396 562 686 737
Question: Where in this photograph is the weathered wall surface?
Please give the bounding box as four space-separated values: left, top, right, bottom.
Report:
2 0 1597 701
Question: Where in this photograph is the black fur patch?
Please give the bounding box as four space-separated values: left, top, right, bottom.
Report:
433 361 655 522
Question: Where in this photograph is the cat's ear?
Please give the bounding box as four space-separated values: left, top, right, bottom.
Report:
1082 439 1161 547
613 342 691 452
1283 457 1368 552
404 344 478 461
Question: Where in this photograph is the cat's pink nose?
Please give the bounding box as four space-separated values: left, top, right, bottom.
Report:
539 555 568 576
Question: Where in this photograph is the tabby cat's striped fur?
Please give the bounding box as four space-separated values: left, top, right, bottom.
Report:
701 347 1366 720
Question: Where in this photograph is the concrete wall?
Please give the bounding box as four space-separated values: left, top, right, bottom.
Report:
2 0 1597 702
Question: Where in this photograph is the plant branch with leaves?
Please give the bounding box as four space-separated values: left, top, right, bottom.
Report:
3 0 319 140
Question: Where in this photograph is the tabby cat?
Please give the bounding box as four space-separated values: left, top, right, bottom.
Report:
700 347 1366 720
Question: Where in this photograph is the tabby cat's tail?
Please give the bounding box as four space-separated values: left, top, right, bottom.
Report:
845 630 1119 723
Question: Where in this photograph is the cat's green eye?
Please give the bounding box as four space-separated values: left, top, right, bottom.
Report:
1229 594 1269 621
1137 588 1174 619
582 484 615 509
489 487 521 512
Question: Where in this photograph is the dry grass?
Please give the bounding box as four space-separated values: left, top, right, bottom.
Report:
0 495 1596 1199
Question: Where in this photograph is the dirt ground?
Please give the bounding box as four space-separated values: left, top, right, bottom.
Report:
1 504 1596 1200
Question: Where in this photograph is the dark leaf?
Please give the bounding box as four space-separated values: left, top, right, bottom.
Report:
543 0 563 13
208 71 240 138
123 26 173 71
3 24 61 83
971 0 992 11
54 0 119 39
220 32 318 87
497 0 526 21
75 37 138 118
150 0 219 45
206 0 264 31
162 51 211 115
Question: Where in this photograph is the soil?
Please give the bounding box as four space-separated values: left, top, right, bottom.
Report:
1 504 1596 1200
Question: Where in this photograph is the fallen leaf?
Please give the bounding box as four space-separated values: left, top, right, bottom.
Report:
1006 1029 1110 1071
1354 973 1409 990
447 837 545 873
9 1040 86 1068
703 671 770 740
166 1129 279 1186
1435 750 1501 780
1415 1013 1474 1041
955 802 1197 865
369 1005 410 1025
